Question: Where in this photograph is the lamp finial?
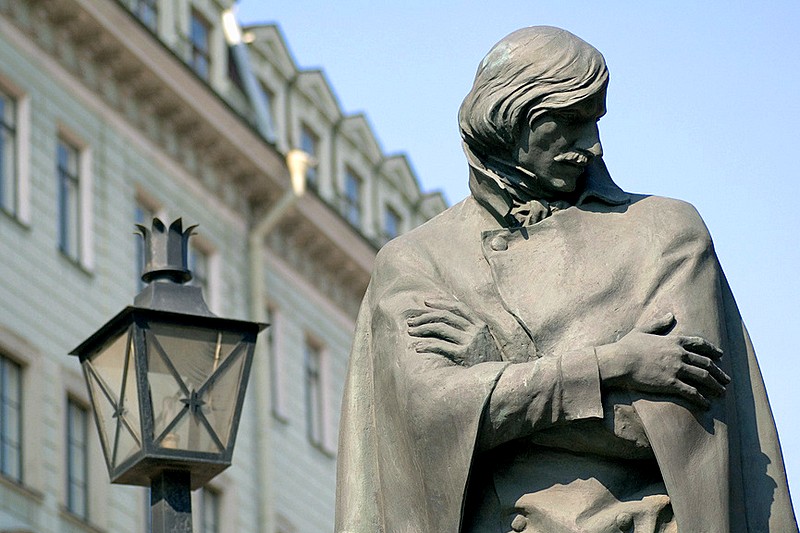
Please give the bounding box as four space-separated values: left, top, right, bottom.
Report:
135 218 197 284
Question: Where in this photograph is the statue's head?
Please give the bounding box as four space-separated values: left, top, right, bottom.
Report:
459 26 609 197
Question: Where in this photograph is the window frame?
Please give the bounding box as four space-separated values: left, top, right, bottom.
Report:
133 0 158 31
57 137 81 261
134 201 156 291
198 486 221 533
0 89 17 217
266 306 288 421
299 123 319 189
0 353 23 483
383 204 402 242
0 79 30 224
187 237 219 313
343 166 363 228
55 130 93 269
65 398 90 520
304 338 326 449
189 9 212 80
258 82 277 141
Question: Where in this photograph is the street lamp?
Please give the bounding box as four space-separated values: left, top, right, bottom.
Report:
70 218 266 532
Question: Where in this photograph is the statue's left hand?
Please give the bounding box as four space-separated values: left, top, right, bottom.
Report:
406 299 501 366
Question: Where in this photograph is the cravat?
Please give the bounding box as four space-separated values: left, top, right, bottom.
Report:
509 199 571 226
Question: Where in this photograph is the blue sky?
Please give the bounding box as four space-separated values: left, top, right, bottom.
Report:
235 1 800 510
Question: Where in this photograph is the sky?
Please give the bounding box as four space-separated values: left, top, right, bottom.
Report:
234 0 800 511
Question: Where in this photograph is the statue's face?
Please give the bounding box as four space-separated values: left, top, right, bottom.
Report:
513 87 607 197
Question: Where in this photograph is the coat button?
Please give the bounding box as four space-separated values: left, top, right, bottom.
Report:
510 514 527 532
615 511 633 531
490 235 508 251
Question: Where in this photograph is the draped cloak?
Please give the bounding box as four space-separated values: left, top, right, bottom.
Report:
334 158 797 532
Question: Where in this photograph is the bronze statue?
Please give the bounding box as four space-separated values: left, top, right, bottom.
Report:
335 26 797 532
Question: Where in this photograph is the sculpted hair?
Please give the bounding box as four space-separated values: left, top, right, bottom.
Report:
459 26 609 159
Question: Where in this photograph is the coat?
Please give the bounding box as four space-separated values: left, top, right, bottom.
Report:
335 159 797 532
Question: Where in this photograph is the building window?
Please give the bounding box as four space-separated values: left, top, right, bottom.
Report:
0 354 22 482
189 10 211 80
133 0 158 31
259 82 277 139
188 244 209 295
134 201 155 290
66 399 89 519
304 340 325 448
57 137 81 261
343 168 362 227
299 124 318 189
197 487 221 533
383 205 401 242
0 89 17 216
266 307 286 420
142 487 152 533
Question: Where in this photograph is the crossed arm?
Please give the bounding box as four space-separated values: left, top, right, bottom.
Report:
407 299 730 450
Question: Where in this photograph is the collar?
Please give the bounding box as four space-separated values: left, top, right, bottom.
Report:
465 143 630 227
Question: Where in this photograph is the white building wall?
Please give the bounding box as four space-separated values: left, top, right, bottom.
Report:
0 11 252 532
264 253 352 531
0 1 447 532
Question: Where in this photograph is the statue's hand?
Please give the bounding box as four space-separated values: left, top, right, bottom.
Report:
406 299 501 366
596 313 731 409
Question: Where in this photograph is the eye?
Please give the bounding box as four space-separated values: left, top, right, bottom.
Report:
553 110 581 123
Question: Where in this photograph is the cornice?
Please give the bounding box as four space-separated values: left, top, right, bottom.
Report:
2 0 377 309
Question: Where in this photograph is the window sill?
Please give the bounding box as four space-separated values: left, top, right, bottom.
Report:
58 249 94 277
60 506 105 533
310 440 336 460
0 207 30 230
0 473 44 502
271 410 289 424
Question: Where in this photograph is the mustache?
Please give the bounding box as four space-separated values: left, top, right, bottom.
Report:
553 151 593 166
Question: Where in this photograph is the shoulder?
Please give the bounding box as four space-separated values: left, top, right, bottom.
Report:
376 199 471 263
627 194 713 248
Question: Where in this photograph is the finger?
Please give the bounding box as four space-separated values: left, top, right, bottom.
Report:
408 323 469 344
672 381 711 410
680 336 723 361
411 339 463 362
684 352 731 384
407 310 471 330
640 312 676 335
678 364 726 397
423 299 474 323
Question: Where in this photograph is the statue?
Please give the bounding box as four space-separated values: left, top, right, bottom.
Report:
335 27 797 532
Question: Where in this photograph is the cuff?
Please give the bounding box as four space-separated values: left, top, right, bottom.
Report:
559 347 604 420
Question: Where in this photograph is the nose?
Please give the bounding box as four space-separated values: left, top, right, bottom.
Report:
575 123 603 158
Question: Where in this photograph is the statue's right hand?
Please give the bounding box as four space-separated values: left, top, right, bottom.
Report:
596 313 731 409
406 299 501 366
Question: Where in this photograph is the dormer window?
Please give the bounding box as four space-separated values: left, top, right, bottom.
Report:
384 205 401 242
300 124 319 189
190 9 211 80
134 0 158 31
343 167 362 228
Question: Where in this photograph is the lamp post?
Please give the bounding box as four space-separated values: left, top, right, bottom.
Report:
70 218 266 533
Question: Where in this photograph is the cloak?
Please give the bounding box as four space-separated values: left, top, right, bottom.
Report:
335 159 796 532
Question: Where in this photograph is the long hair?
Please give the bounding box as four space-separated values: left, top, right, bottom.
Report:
459 26 609 160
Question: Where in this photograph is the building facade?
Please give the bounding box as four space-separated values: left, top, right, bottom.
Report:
0 1 446 532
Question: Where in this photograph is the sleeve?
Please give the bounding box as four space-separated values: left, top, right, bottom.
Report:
628 198 796 532
477 347 603 451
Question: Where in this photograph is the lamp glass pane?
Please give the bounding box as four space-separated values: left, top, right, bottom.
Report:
83 327 142 468
158 406 219 454
202 343 248 449
145 322 246 453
